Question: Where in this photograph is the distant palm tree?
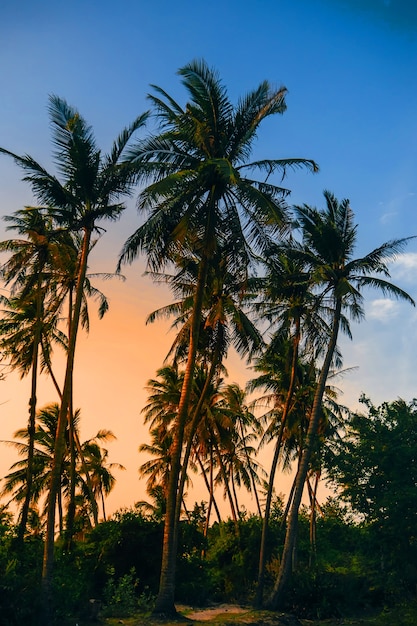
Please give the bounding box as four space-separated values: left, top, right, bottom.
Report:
267 191 415 608
0 207 70 541
80 434 125 522
252 246 328 605
1 404 123 531
221 383 264 518
2 404 71 533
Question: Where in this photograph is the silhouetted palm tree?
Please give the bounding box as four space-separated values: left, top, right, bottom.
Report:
267 190 415 607
0 96 147 614
119 60 317 615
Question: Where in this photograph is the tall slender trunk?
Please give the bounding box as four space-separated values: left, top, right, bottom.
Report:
175 341 222 528
238 419 262 519
308 471 320 567
281 455 300 530
203 451 217 539
41 226 92 622
256 321 300 607
65 406 76 548
231 471 240 518
211 435 238 525
153 253 210 617
267 299 341 609
196 449 221 525
18 280 43 543
65 288 76 548
43 359 99 529
101 488 107 522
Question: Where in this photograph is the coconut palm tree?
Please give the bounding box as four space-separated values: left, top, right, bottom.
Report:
147 245 264 535
220 383 264 518
79 434 125 522
267 190 415 608
0 207 71 542
252 246 330 605
1 404 123 531
119 59 317 616
0 96 148 614
1 404 73 533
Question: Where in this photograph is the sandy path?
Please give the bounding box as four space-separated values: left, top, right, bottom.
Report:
185 604 248 621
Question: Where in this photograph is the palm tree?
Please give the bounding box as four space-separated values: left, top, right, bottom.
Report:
139 425 174 511
267 190 415 608
0 207 70 542
1 404 123 531
80 433 125 522
221 383 264 518
1 404 72 532
147 245 264 537
119 60 317 615
252 246 329 605
0 96 148 614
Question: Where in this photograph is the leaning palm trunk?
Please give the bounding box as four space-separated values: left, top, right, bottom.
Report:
153 254 209 617
65 409 77 547
73 429 99 526
44 352 99 529
256 323 301 606
307 471 321 567
41 226 92 616
266 299 341 608
174 339 222 528
195 449 222 526
212 434 238 524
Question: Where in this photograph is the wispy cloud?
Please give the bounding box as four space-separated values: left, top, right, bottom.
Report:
367 299 399 322
390 252 417 282
380 211 398 225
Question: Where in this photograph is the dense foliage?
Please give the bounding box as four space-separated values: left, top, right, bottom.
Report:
1 485 416 624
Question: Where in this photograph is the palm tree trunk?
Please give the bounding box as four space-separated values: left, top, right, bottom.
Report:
195 448 222 524
212 436 238 524
308 472 320 567
41 226 92 621
153 253 210 617
239 420 262 519
281 460 299 530
101 488 107 522
18 283 43 543
256 322 300 607
65 407 76 548
231 471 240 518
65 288 77 547
42 339 63 400
175 341 222 527
266 299 342 609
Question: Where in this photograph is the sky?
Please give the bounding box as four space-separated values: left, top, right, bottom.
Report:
0 0 416 518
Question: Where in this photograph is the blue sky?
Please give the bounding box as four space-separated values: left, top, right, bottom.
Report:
0 0 416 513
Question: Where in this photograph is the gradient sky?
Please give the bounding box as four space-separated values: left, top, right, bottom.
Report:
0 0 416 517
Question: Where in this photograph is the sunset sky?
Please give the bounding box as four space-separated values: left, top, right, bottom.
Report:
1 0 417 517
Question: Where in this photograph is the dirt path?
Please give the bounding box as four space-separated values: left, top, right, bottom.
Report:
184 604 248 621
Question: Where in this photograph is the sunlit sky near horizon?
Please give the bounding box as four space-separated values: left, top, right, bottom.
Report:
1 0 417 518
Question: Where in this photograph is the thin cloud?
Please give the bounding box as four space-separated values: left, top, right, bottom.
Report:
380 211 398 224
390 252 417 282
367 299 399 322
